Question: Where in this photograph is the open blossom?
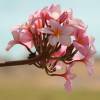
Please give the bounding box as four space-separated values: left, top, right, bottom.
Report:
6 25 33 51
5 4 96 92
28 4 61 25
49 45 67 69
63 63 76 91
68 18 87 32
73 31 96 75
82 37 96 75
39 19 75 46
47 4 61 19
73 32 89 56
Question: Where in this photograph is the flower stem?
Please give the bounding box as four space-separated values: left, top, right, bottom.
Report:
0 56 40 67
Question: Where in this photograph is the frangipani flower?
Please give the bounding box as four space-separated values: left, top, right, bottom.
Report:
39 19 75 46
69 18 87 32
28 4 61 25
73 31 89 56
73 32 96 75
6 25 33 51
48 4 72 22
5 4 95 92
63 63 76 91
49 46 67 69
47 4 61 19
57 11 68 23
82 37 96 75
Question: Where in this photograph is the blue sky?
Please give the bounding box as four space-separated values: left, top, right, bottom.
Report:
0 0 99 60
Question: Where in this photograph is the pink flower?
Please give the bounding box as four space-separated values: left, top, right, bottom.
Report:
52 62 76 91
6 25 33 50
57 11 69 23
39 19 75 46
49 46 67 69
73 31 89 56
58 9 73 24
30 18 43 35
69 18 87 32
47 4 61 19
5 4 96 92
28 4 61 25
63 63 76 91
73 32 96 75
82 37 96 75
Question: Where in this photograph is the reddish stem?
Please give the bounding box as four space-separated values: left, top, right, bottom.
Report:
0 56 40 67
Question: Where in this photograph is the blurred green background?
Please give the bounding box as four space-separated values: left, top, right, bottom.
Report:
0 0 100 100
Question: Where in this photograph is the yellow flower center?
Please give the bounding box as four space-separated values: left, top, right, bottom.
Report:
53 28 61 38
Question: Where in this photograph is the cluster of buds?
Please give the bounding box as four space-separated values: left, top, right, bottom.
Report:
1 4 96 91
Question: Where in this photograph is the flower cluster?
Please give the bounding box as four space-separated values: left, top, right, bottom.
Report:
6 4 96 91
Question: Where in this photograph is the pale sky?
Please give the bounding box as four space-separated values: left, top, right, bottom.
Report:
0 0 99 60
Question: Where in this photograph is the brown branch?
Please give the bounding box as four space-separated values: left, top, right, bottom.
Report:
0 56 40 67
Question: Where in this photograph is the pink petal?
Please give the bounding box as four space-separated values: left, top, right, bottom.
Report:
52 45 67 57
49 4 61 14
75 32 89 46
58 11 68 23
49 36 59 46
73 41 88 56
64 80 72 92
69 18 87 31
62 25 76 35
84 57 95 75
47 4 61 19
49 19 62 30
6 40 19 51
59 34 71 46
38 27 52 34
89 36 95 45
86 63 94 76
81 35 89 46
67 9 73 19
12 26 33 43
89 37 96 55
68 73 76 80
12 26 20 41
51 12 60 19
73 51 84 60
28 15 39 25
20 29 33 43
30 25 36 33
60 45 67 53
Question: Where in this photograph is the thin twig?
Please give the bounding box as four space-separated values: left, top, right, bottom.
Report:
0 56 40 67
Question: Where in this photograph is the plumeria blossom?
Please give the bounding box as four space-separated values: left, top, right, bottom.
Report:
47 4 61 19
6 25 33 51
73 31 96 75
39 19 75 46
68 18 87 32
62 63 76 91
73 32 89 56
82 37 96 75
49 45 67 70
28 4 61 25
5 4 96 92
